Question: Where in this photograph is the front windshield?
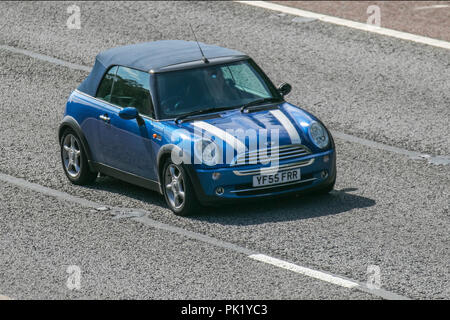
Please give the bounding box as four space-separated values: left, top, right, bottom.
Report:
155 59 280 119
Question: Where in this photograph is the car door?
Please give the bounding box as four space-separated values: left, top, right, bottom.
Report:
80 65 119 165
96 66 158 181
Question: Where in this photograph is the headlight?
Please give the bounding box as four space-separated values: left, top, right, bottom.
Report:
309 122 329 149
194 138 220 166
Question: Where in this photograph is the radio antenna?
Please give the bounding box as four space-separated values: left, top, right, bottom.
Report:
189 24 209 64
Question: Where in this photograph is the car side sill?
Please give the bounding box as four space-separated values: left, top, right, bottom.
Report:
90 161 162 194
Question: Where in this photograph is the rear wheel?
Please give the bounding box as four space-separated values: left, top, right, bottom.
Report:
162 160 199 216
60 129 97 185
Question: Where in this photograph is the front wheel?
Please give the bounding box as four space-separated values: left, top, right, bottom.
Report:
316 174 336 195
162 161 200 216
317 180 335 194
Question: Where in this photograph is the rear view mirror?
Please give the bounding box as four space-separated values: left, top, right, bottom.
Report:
119 107 139 120
278 83 292 97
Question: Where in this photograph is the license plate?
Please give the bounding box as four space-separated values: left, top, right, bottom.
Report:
252 169 301 187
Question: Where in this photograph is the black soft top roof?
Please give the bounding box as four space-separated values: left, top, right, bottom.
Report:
77 40 248 96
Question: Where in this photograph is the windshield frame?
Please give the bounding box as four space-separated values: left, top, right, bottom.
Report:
152 58 283 120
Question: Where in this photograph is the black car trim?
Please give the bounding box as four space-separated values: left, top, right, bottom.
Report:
90 162 162 194
150 55 249 73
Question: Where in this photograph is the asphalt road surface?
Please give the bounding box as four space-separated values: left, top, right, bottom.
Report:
0 1 448 300
276 1 450 41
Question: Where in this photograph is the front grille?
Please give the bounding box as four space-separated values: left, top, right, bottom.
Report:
233 158 314 176
232 144 311 166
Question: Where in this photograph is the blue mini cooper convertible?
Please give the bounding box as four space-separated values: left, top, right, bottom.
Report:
59 40 336 215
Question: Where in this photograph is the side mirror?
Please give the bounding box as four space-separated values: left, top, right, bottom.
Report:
278 83 292 97
119 107 139 120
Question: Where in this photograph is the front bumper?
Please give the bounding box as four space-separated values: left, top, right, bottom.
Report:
185 149 336 206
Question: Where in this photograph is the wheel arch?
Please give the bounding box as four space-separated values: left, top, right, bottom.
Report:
58 116 95 171
156 144 205 201
156 144 179 185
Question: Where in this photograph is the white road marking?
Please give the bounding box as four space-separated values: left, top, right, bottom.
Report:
414 4 449 10
269 110 302 144
0 172 410 300
249 254 359 288
0 294 12 300
0 44 90 72
331 131 450 165
236 1 450 50
0 173 100 208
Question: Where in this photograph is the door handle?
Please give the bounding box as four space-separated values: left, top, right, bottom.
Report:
99 114 110 123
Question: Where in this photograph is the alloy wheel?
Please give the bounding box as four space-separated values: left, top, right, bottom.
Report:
164 164 186 210
62 134 82 178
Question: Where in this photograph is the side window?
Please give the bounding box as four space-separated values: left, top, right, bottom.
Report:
111 66 153 117
96 66 118 102
227 62 271 98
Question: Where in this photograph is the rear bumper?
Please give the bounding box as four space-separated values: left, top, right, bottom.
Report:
185 149 336 206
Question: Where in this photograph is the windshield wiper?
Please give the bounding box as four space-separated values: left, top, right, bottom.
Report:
175 106 236 123
240 97 282 113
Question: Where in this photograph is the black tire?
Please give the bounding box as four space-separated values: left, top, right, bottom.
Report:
60 129 97 185
316 175 336 195
162 160 200 216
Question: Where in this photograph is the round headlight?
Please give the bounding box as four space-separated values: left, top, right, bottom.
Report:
194 139 220 166
309 122 329 149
